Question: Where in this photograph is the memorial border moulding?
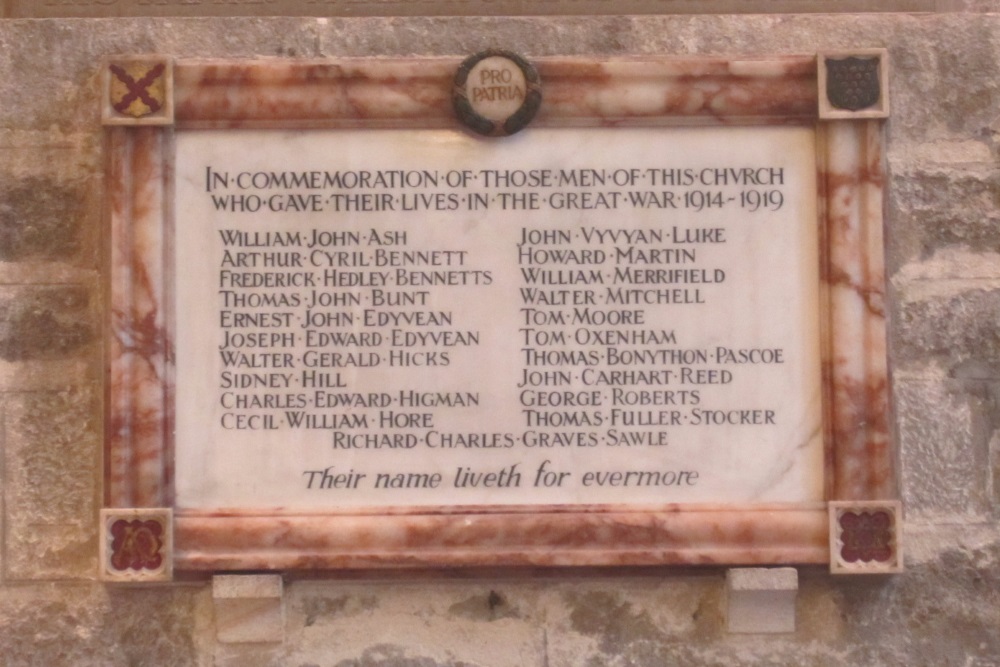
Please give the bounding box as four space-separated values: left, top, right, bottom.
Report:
102 51 900 581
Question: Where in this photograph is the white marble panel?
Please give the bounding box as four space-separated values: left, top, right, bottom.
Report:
172 126 821 510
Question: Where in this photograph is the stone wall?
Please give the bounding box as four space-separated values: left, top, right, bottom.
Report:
0 11 998 666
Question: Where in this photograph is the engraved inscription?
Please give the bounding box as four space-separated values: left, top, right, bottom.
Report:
173 126 823 510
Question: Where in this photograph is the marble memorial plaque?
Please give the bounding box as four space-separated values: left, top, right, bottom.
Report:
104 54 898 576
172 127 822 510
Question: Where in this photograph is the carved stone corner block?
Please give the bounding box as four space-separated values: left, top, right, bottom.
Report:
213 574 285 644
102 56 174 126
818 49 889 120
829 501 903 574
726 567 798 634
99 508 173 583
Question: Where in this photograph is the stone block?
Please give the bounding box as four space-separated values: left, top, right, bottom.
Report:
0 583 202 666
838 542 1000 666
0 137 102 269
726 568 798 633
286 582 545 666
895 377 990 520
949 361 1000 514
893 286 1000 371
0 357 94 392
0 172 90 264
545 579 720 666
3 388 99 580
214 574 285 644
0 285 95 363
889 167 1000 260
315 16 622 58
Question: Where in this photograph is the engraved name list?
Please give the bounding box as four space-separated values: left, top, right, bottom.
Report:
173 126 823 511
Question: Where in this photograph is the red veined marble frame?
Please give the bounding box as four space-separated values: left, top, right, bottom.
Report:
103 53 900 579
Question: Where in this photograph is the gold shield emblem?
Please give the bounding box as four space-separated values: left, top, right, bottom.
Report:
109 62 166 118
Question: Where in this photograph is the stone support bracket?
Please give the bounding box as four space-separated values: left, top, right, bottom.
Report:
213 574 286 644
726 567 799 634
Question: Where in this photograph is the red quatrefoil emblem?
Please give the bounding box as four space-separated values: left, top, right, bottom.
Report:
110 519 164 571
839 510 894 563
